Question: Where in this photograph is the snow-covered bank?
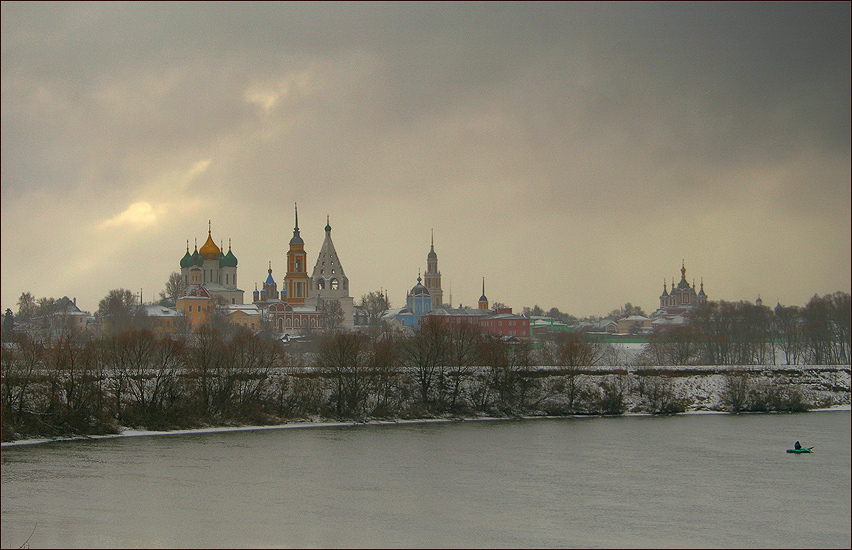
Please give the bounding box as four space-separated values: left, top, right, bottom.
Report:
3 365 848 448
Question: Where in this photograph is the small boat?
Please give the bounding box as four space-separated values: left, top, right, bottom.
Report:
786 447 814 454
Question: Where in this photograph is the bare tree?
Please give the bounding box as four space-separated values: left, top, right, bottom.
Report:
400 316 448 409
317 330 368 418
226 328 278 419
444 322 483 412
553 332 604 412
122 329 159 423
360 290 390 326
98 289 138 335
320 299 345 332
16 292 36 324
366 333 402 416
773 304 803 365
608 302 646 318
1 332 43 426
803 292 851 365
159 271 187 305
522 305 545 317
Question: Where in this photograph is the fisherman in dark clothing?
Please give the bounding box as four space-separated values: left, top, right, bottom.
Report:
794 441 802 450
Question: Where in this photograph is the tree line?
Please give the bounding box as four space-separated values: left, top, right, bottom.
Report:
4 307 842 442
637 292 850 367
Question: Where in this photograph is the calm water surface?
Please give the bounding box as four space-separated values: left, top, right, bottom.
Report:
2 411 850 548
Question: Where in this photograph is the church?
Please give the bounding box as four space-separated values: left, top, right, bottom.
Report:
254 206 355 332
179 221 244 305
176 206 356 333
652 260 708 319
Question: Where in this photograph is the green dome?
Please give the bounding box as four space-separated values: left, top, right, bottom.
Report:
221 249 238 268
180 250 193 268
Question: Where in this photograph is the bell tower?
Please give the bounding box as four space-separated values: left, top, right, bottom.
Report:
423 230 443 307
284 203 309 304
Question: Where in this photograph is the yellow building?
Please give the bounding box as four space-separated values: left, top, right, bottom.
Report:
176 265 215 330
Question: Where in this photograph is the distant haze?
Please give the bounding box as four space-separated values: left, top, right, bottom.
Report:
2 2 849 317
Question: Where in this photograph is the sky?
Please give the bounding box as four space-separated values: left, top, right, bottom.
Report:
2 2 850 318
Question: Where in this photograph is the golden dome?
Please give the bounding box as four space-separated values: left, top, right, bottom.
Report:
199 221 221 260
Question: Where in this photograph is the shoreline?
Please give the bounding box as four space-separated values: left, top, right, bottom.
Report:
3 404 849 449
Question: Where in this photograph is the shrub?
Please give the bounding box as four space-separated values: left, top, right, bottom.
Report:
642 375 688 414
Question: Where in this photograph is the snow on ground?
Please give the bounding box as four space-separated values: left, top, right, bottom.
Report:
2 364 848 448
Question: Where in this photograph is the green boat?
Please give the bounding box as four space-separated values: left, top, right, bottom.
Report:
786 447 814 454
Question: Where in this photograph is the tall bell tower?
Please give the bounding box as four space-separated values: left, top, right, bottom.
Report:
423 230 443 308
284 203 309 304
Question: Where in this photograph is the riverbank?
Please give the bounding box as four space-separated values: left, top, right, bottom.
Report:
3 403 849 449
3 364 849 446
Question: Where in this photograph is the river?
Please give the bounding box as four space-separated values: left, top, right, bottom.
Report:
2 411 850 548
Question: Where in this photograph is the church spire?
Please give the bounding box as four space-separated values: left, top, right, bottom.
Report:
478 277 489 310
290 202 304 245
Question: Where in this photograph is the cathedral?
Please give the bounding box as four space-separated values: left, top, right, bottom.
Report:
653 260 707 317
179 221 244 305
178 206 356 333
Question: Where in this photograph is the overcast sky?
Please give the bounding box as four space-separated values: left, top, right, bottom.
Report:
2 1 850 318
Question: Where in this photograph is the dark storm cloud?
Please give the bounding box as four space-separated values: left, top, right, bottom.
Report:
2 1 849 314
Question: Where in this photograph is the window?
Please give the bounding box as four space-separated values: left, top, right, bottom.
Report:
317 279 325 290
330 278 339 290
189 305 192 312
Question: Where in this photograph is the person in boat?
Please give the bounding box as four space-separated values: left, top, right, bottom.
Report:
794 441 802 450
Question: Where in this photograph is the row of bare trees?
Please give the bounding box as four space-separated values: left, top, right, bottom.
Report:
638 292 850 366
1 320 609 440
1 327 283 440
4 302 841 441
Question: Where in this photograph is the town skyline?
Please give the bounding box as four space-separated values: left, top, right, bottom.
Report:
2 2 850 318
2 208 845 321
